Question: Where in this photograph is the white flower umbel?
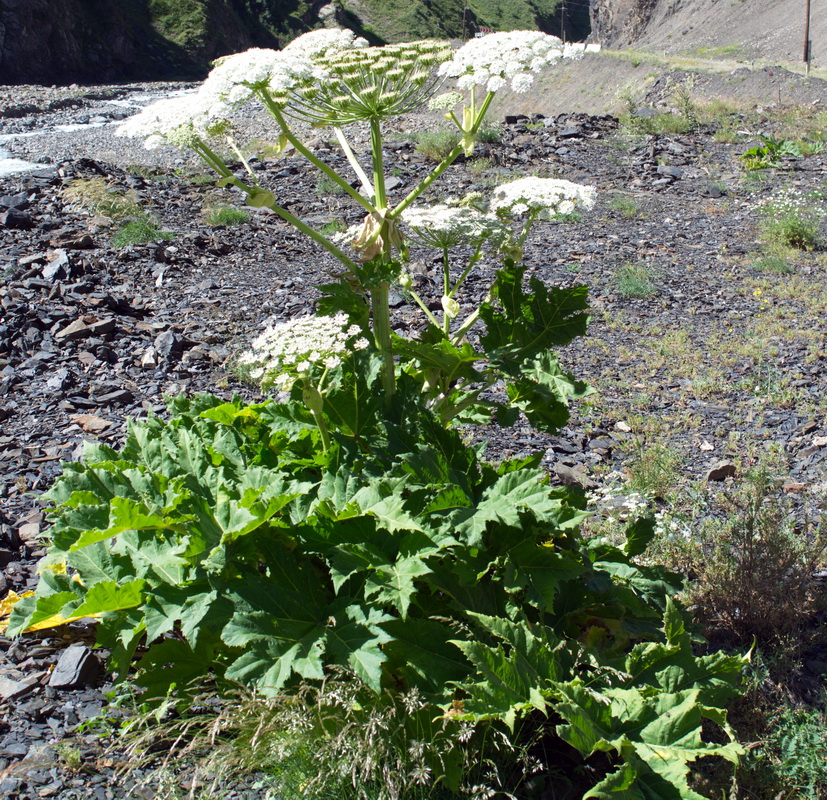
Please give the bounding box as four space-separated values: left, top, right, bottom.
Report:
283 28 368 60
201 47 324 110
117 48 324 149
238 313 369 391
439 31 586 94
116 93 213 150
402 204 509 249
490 177 597 220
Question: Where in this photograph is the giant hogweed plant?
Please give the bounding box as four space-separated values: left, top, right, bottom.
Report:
114 28 597 432
5 29 747 798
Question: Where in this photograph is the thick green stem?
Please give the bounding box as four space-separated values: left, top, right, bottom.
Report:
260 93 378 215
390 91 496 218
194 149 359 273
370 119 387 211
407 288 441 329
371 282 395 401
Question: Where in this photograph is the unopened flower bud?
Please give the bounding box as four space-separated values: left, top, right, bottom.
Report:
441 296 460 320
399 272 413 291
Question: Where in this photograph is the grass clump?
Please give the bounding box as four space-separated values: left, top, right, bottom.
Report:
204 206 249 226
414 129 461 161
607 193 642 218
64 177 172 247
316 172 348 196
63 176 142 220
614 261 658 298
111 217 173 247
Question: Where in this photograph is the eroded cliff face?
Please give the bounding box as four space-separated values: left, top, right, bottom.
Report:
588 0 659 48
0 0 202 84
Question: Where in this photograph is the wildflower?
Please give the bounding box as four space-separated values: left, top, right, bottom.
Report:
118 48 323 148
283 28 368 60
116 93 212 149
427 91 463 111
439 31 586 94
238 313 369 391
402 204 509 249
490 177 597 220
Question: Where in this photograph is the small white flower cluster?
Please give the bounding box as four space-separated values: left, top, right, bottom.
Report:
654 509 692 543
427 91 463 111
116 93 212 150
238 312 369 390
490 177 596 220
754 186 826 217
402 203 509 248
587 485 650 521
118 46 325 148
283 28 368 60
438 31 586 94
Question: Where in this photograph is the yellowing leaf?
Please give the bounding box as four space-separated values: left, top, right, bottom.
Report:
0 591 35 633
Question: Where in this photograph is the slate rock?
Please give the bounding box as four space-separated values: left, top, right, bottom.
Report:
0 192 29 209
705 460 737 481
657 165 684 179
0 675 39 701
48 645 100 689
154 330 184 359
0 208 33 229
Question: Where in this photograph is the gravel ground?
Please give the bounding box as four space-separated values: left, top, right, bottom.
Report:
1 75 827 798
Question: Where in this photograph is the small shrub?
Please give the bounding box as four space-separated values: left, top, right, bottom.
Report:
204 206 249 226
677 469 827 651
758 187 823 251
414 129 461 161
475 125 501 144
614 261 658 297
112 216 173 247
762 213 821 251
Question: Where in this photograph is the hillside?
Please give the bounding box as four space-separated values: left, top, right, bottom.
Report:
0 0 583 85
590 0 827 68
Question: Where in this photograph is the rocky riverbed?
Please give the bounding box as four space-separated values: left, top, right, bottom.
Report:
1 80 827 798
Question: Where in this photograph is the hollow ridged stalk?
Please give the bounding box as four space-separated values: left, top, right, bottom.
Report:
371 282 395 401
193 139 359 272
390 91 495 218
260 93 378 216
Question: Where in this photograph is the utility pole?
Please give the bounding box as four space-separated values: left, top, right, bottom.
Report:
462 0 468 41
560 0 566 43
804 0 811 72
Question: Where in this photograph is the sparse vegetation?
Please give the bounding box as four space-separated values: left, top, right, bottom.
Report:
614 261 658 297
204 205 250 226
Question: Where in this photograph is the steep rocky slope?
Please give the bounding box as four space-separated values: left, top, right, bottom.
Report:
590 0 827 67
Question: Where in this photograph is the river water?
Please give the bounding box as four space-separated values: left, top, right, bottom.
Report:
0 88 194 179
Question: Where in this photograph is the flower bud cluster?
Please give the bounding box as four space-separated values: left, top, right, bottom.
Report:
238 313 369 391
438 31 587 94
490 177 597 220
293 40 452 125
